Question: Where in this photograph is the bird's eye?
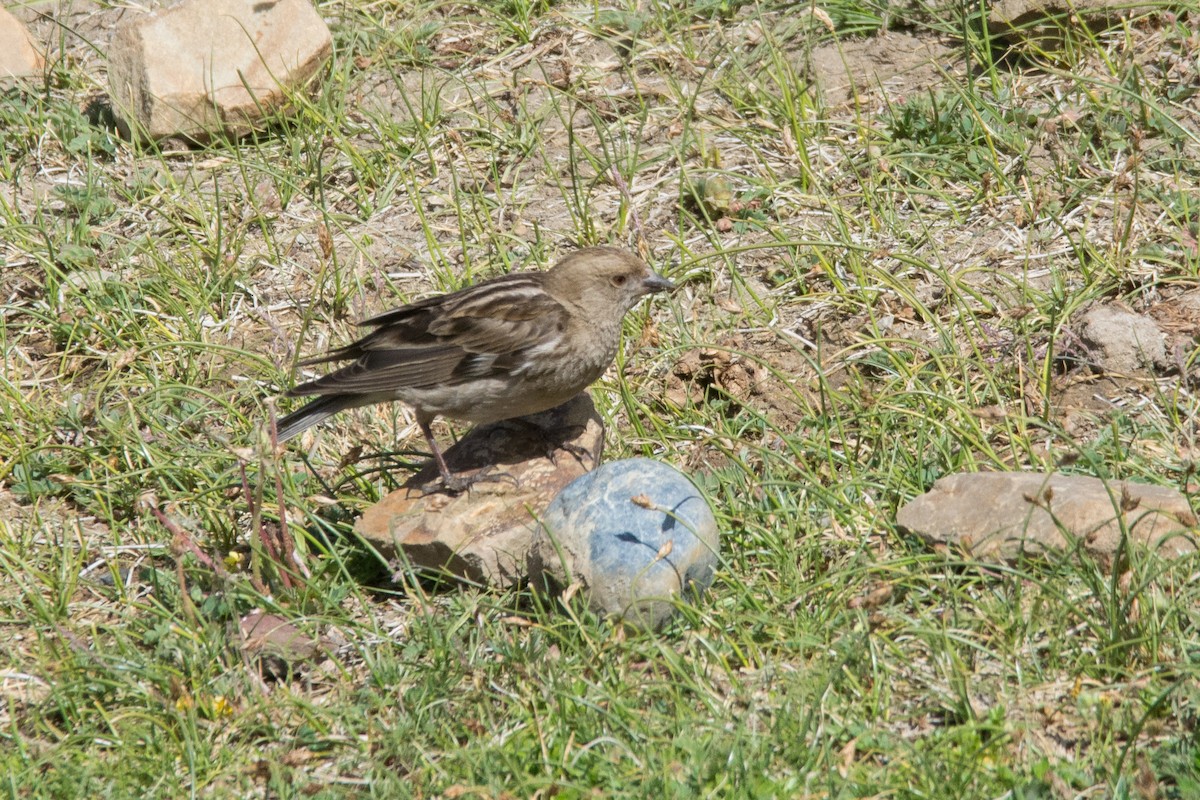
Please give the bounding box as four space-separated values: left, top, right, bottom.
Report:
611 275 628 287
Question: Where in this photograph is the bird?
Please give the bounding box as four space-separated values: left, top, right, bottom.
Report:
276 246 675 490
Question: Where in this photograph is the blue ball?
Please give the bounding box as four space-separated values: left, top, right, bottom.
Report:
531 458 720 629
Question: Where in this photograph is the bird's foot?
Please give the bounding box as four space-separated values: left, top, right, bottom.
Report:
421 465 518 496
547 437 598 469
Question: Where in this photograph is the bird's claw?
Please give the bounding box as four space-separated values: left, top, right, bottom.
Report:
547 438 596 468
422 465 518 496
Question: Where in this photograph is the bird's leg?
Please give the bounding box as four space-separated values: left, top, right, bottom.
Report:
417 418 514 494
418 418 469 493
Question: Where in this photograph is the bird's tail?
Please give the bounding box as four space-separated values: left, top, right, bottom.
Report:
274 395 361 443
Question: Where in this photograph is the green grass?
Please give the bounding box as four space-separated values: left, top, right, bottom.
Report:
3 0 1200 797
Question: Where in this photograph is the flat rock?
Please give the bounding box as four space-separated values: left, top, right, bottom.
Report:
107 0 332 141
357 394 604 587
1075 304 1166 375
898 472 1197 568
0 7 45 83
237 610 326 666
989 0 1159 45
529 458 720 630
991 0 1152 26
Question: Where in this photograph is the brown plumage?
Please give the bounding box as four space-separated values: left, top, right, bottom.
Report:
277 246 674 488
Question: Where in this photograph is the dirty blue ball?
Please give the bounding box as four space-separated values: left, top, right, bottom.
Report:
530 458 720 630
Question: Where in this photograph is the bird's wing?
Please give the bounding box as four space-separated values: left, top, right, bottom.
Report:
288 345 465 396
430 282 566 356
289 273 569 396
360 273 567 359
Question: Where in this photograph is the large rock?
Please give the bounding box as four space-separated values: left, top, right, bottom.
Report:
357 394 604 587
898 472 1197 568
107 0 332 141
0 7 45 83
529 458 720 630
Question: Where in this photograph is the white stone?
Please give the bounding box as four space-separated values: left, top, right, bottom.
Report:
107 0 332 140
1077 304 1166 375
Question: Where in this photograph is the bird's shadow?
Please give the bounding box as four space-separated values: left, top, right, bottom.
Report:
401 393 605 491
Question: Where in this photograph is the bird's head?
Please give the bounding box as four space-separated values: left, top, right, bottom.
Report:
547 246 675 316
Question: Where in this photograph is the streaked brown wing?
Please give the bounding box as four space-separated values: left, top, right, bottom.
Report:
290 271 569 397
356 272 548 329
289 346 464 396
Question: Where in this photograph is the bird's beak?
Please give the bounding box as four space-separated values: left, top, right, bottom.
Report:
642 272 675 294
